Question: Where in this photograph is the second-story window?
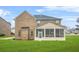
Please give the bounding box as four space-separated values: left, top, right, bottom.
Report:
37 21 40 26
56 20 60 24
37 21 40 24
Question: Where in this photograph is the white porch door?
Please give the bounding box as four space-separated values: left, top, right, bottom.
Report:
38 31 43 38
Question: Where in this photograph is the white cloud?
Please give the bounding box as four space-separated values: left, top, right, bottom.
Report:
36 6 79 13
60 16 78 28
44 6 79 12
0 9 13 27
0 9 11 17
36 9 44 13
59 16 78 19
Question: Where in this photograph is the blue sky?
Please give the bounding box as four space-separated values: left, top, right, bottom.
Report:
0 6 79 29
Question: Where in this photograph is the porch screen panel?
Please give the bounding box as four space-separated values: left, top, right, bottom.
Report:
56 29 59 37
59 29 64 37
56 29 64 37
46 29 54 37
46 29 49 37
50 29 54 37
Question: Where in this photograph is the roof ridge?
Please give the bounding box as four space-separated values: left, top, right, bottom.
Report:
14 11 34 20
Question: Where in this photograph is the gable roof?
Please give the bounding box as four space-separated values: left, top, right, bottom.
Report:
0 17 11 25
15 11 34 20
34 15 62 21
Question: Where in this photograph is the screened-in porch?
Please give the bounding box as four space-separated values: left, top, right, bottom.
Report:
35 28 65 40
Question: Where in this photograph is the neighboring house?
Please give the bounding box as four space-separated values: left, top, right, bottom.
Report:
75 25 79 34
0 17 11 36
11 27 15 36
11 27 15 33
62 26 71 34
74 18 79 34
15 11 65 40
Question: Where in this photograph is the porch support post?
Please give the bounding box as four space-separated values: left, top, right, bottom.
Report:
64 29 65 40
54 28 56 38
44 28 46 38
35 28 36 40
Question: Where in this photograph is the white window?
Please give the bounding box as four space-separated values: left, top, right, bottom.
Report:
56 20 60 24
37 21 40 24
37 21 40 26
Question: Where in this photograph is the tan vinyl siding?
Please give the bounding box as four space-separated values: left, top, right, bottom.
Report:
0 18 11 36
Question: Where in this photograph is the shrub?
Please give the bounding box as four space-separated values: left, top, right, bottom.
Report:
0 34 5 36
13 38 15 40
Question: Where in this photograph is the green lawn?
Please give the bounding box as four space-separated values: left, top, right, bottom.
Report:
0 35 79 52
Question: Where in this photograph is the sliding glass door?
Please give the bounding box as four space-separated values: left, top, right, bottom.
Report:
36 29 44 38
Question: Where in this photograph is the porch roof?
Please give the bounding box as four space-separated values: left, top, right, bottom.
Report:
36 22 64 29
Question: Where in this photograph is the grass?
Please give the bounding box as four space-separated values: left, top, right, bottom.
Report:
0 36 14 38
0 35 79 52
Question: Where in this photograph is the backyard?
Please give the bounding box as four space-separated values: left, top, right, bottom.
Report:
0 35 79 52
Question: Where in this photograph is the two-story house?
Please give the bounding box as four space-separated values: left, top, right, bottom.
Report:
0 17 11 36
15 11 65 40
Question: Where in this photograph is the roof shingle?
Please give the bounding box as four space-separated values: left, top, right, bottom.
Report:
34 15 61 21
